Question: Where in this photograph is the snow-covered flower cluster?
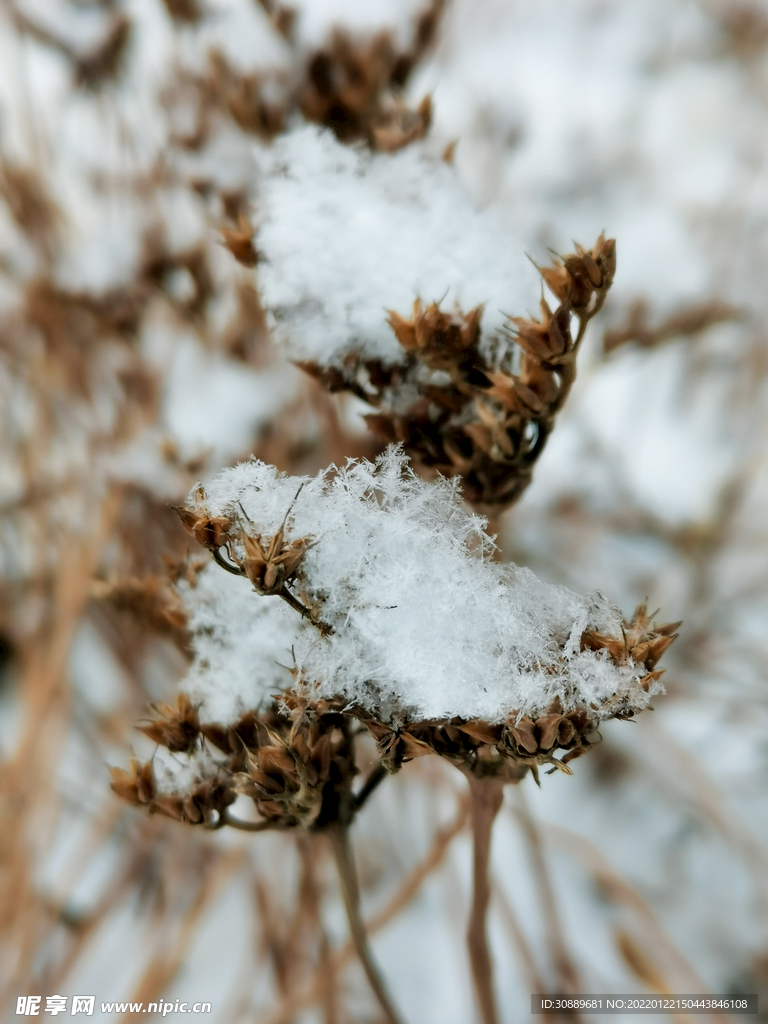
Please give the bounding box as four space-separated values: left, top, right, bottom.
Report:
184 447 666 725
255 126 538 368
111 447 677 838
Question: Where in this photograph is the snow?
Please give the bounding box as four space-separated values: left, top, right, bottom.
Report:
5 0 768 1016
185 447 658 723
255 126 539 367
178 562 303 725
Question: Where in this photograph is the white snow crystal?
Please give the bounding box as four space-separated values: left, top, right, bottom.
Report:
178 447 661 724
178 563 304 725
254 126 540 367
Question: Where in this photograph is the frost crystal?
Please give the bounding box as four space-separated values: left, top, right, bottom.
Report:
180 448 662 725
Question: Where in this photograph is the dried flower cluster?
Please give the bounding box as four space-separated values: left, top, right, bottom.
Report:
111 695 359 831
301 236 616 509
296 29 434 151
17 1 766 1022
163 0 440 154
112 449 677 830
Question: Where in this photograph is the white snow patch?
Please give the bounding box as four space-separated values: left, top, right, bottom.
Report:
185 447 657 723
255 127 539 367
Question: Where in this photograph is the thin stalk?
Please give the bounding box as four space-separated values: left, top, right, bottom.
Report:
218 810 274 832
466 774 504 1024
264 801 467 1024
493 880 549 999
278 584 334 634
327 824 406 1024
354 761 387 811
512 787 582 1000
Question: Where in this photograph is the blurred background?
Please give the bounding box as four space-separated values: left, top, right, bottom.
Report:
2 0 768 1021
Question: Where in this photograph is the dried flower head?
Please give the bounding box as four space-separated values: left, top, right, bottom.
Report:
138 693 201 753
255 129 615 510
113 451 678 838
109 758 157 807
308 237 615 509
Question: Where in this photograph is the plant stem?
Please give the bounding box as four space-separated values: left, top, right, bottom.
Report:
354 761 387 811
512 787 582 1001
466 774 504 1024
327 824 406 1024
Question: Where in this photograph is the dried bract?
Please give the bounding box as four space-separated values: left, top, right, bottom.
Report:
138 694 201 753
301 237 616 509
172 487 231 551
109 758 157 806
219 215 260 268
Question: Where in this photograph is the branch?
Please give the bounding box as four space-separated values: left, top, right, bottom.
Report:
263 799 467 1024
511 787 582 1001
327 824 406 1024
465 775 504 1024
354 761 388 811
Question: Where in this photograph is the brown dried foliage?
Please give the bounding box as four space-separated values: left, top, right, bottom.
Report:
603 297 742 353
301 235 616 510
112 696 358 832
117 592 677 830
0 163 59 256
113 466 678 843
581 603 681 695
10 7 132 89
299 30 433 150
219 214 261 268
163 0 441 154
172 486 320 624
298 605 677 786
234 699 357 829
162 0 204 24
349 697 606 785
139 693 201 752
90 575 191 649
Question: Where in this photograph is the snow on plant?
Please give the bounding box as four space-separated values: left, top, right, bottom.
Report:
110 94 662 1024
112 445 677 827
256 127 616 508
112 447 677 1024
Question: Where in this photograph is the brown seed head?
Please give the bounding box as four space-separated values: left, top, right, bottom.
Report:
581 603 680 671
172 488 231 550
138 693 201 753
238 528 309 595
109 758 157 806
220 214 260 267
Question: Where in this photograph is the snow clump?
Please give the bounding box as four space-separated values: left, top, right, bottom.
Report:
179 447 662 724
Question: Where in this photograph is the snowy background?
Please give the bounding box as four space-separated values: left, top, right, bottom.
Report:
2 0 768 1021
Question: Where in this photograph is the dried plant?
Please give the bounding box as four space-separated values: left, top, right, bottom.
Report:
603 297 742 353
299 235 615 510
111 449 676 1024
161 0 441 154
10 4 766 1024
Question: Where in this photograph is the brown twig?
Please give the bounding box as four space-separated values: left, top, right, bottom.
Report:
545 822 735 1024
263 801 467 1024
603 298 742 354
465 775 504 1024
493 879 549 1001
511 787 582 1001
327 823 406 1024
